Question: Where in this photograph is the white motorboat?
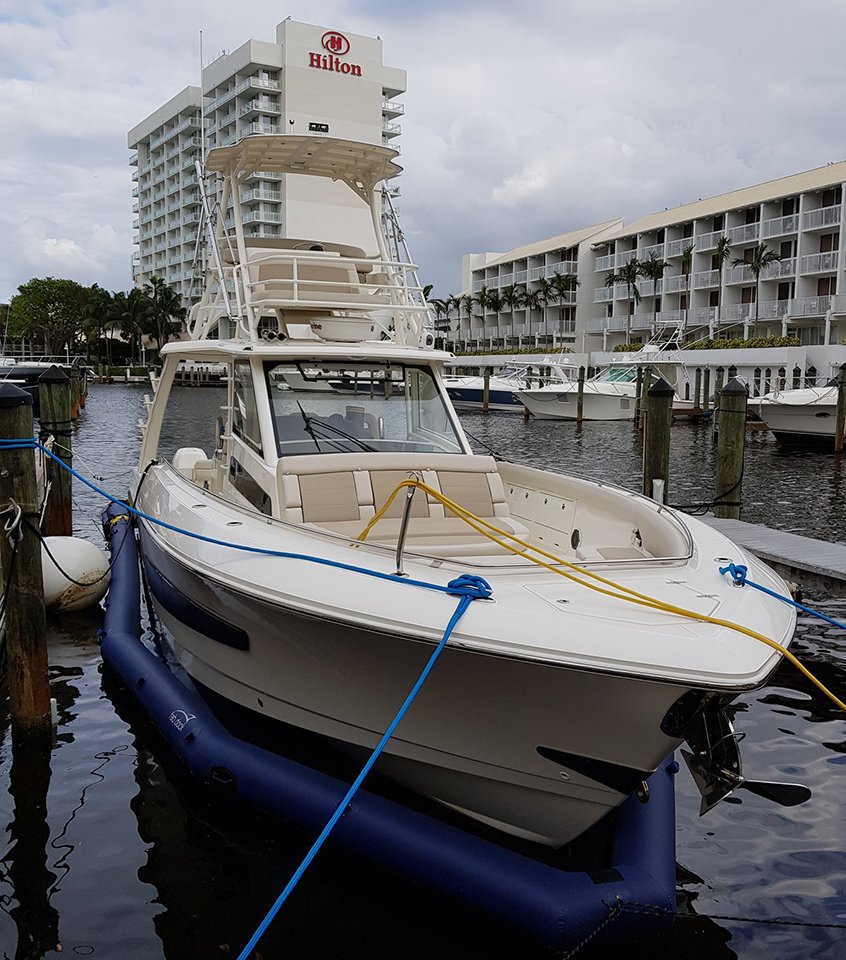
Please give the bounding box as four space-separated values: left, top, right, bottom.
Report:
135 134 800 849
444 358 575 413
757 384 838 443
516 344 696 421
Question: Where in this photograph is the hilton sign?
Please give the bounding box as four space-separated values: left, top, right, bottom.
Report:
309 31 362 77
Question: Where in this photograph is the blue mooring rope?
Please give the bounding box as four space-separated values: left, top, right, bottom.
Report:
720 561 846 633
1 437 493 955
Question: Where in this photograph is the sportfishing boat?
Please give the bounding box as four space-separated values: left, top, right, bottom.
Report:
516 342 696 421
444 357 575 413
135 134 801 849
757 383 839 443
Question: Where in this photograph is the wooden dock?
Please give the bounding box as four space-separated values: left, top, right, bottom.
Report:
699 516 846 598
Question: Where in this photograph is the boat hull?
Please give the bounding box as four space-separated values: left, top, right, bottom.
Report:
138 524 684 848
517 385 636 420
758 400 837 443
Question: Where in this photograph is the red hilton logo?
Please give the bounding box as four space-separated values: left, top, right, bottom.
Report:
322 31 350 55
309 30 362 76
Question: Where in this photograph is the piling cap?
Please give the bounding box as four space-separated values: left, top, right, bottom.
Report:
647 377 675 397
721 377 748 396
38 364 71 384
0 382 33 407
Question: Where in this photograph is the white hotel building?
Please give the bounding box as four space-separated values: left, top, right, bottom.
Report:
458 161 846 353
128 19 406 301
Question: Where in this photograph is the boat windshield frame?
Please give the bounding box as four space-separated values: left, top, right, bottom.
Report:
263 359 469 457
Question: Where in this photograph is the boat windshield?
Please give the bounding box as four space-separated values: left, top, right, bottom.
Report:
597 366 639 383
265 361 464 456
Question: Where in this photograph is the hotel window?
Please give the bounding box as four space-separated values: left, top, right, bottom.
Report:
822 186 842 207
712 214 724 230
782 198 797 216
820 233 839 252
817 277 837 296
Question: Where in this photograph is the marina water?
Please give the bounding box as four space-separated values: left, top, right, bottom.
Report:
0 384 844 959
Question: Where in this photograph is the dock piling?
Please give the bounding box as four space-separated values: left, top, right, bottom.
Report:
38 366 73 537
482 368 490 415
633 367 643 426
835 364 846 453
642 378 674 504
714 378 748 520
0 384 51 740
576 366 585 424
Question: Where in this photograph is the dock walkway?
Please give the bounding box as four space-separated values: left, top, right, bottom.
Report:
699 516 846 598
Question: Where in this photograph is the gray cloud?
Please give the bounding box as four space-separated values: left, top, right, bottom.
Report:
2 0 846 302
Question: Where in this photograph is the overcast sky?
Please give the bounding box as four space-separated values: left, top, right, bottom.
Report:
2 0 846 304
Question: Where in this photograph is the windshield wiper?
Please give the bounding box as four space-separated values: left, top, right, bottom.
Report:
296 403 376 452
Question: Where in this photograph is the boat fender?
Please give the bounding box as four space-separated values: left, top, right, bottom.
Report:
41 536 110 611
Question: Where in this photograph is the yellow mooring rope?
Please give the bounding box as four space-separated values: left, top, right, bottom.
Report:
357 478 846 715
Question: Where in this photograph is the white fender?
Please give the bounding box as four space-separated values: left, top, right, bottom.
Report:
41 537 110 612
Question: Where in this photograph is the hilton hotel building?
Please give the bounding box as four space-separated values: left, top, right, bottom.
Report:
128 19 406 301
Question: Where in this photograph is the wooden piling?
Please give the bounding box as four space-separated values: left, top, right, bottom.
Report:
694 368 702 412
633 367 643 425
714 378 748 520
638 367 653 431
482 368 490 415
576 366 585 424
38 366 73 537
0 384 51 739
642 377 674 504
523 366 533 420
702 368 711 414
835 364 846 453
69 371 81 420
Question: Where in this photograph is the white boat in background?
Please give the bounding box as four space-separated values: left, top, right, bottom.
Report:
757 384 839 442
134 133 801 850
516 343 696 421
444 357 575 412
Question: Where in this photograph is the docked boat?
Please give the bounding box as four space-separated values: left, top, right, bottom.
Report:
135 133 800 850
757 384 839 443
444 358 575 413
516 343 696 421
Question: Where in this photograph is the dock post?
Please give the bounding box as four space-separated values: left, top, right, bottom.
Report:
69 370 81 420
482 368 490 415
639 367 653 430
694 368 702 413
642 378 674 504
0 384 51 740
714 378 748 520
633 367 643 426
576 366 585 424
523 366 533 420
835 364 846 453
702 368 711 414
38 366 73 537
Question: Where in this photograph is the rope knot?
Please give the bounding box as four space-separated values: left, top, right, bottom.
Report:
445 574 493 600
719 561 748 586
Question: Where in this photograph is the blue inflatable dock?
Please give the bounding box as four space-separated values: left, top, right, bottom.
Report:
99 504 677 951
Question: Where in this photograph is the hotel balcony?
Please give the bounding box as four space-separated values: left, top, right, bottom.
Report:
727 223 760 245
244 121 280 136
241 187 282 203
129 152 138 166
382 99 405 118
382 120 401 138
800 251 839 274
242 210 283 224
802 204 842 231
664 274 690 293
239 98 281 119
696 230 722 252
666 237 695 258
594 253 615 271
615 250 638 268
206 76 281 114
149 116 201 151
762 213 800 239
640 242 665 259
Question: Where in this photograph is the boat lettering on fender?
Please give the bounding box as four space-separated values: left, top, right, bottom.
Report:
309 31 362 77
169 709 196 731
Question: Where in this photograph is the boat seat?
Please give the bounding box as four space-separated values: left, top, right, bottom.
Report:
275 452 529 556
247 252 390 308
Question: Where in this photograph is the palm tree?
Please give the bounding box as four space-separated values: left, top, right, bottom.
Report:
107 288 152 364
533 276 555 333
640 251 670 335
498 284 525 339
680 243 695 335
713 236 733 335
732 241 782 338
548 272 580 339
604 259 642 345
143 276 186 355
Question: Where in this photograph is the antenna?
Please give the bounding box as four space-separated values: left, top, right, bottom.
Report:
199 29 206 166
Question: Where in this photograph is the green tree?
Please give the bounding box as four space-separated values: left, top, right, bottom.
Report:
549 272 580 335
640 251 670 334
107 288 152 364
143 276 186 354
81 283 113 364
732 242 782 337
8 277 89 355
713 236 733 333
604 259 642 345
